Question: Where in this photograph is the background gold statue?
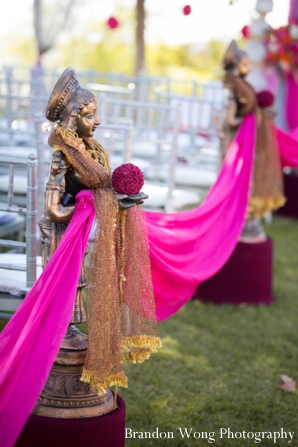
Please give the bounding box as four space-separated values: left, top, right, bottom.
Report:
221 40 285 242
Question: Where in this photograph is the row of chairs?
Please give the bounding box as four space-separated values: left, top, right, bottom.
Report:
0 65 222 101
0 153 38 320
0 65 224 168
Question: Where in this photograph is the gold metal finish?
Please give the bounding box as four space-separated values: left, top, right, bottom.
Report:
35 69 114 418
35 68 155 417
33 326 114 418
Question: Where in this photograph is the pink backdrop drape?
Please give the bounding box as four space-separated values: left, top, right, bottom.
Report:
0 191 95 447
278 72 298 166
146 114 256 321
276 125 298 168
285 72 298 130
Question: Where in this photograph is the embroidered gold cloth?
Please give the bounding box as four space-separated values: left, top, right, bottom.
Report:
48 126 161 394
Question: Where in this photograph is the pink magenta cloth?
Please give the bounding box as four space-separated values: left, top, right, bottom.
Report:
0 191 95 447
0 114 256 446
276 125 298 168
145 113 256 321
285 72 298 130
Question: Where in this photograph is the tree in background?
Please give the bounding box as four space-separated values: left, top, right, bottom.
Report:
6 33 226 85
5 0 226 84
135 0 146 75
147 40 226 81
34 0 75 65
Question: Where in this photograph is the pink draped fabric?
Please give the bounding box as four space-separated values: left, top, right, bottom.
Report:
285 72 298 130
0 115 257 445
276 125 298 168
0 190 95 447
146 114 256 321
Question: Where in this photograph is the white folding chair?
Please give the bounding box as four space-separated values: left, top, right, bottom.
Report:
0 153 39 320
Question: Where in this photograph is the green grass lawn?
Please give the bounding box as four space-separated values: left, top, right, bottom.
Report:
120 216 298 446
1 216 297 446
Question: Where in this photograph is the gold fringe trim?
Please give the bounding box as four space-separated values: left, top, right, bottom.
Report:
81 336 162 392
247 194 287 218
124 348 153 364
121 335 162 364
122 335 162 350
81 370 128 395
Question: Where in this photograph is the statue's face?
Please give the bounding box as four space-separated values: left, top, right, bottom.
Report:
238 56 250 77
76 100 100 138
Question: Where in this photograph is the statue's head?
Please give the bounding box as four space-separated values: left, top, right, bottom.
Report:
46 68 100 138
222 40 250 77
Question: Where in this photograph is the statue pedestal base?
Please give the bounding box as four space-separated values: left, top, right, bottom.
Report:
275 172 298 219
32 326 114 418
239 217 266 243
15 394 125 447
193 238 273 305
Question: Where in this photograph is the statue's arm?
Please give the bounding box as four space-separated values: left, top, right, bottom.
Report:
45 191 75 223
224 88 243 128
44 150 75 224
223 72 256 117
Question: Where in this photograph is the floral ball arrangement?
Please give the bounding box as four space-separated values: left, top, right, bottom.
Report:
257 91 275 108
112 163 144 195
265 26 298 72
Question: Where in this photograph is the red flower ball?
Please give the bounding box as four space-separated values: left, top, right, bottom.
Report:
112 163 144 195
107 16 119 30
257 90 275 108
183 5 191 15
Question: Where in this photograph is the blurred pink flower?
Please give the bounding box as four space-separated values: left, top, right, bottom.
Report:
183 5 191 15
107 16 119 30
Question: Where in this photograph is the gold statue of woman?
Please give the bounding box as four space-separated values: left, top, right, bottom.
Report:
35 68 161 418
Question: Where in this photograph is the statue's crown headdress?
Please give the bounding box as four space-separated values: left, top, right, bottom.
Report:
46 68 81 122
222 40 247 70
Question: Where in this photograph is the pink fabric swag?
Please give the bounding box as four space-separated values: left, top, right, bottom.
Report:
276 125 298 168
285 72 298 130
0 114 257 446
0 191 95 447
146 113 256 321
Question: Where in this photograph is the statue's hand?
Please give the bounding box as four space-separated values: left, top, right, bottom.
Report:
114 192 134 210
264 107 276 119
114 193 128 201
126 192 149 205
118 201 136 210
115 192 149 210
